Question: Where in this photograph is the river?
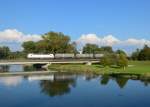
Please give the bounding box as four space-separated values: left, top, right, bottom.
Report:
0 65 150 107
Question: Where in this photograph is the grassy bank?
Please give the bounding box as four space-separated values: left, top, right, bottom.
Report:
48 61 150 75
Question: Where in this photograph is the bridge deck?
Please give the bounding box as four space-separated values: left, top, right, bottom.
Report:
0 59 100 65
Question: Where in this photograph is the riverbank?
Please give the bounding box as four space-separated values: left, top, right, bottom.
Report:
48 61 150 75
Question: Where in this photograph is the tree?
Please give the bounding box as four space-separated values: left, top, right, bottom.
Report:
101 46 113 53
8 51 26 59
83 43 99 54
0 46 10 59
22 41 36 53
35 40 49 53
71 41 78 54
131 49 140 60
22 31 76 54
100 53 117 67
117 54 128 70
100 54 111 67
116 49 127 56
42 31 75 54
138 45 150 60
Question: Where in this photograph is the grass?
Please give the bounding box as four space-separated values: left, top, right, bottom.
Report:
48 61 150 75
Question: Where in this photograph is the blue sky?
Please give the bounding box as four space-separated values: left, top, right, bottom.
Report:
0 0 150 52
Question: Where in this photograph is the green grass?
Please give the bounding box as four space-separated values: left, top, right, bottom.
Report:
48 61 150 75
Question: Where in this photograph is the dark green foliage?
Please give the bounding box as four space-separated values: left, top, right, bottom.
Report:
101 46 113 53
82 44 114 54
116 54 128 69
8 51 26 59
131 45 150 60
22 41 36 53
22 31 76 54
83 44 99 54
40 78 76 97
116 49 127 56
100 54 117 67
138 45 150 60
0 46 10 59
115 77 128 88
131 49 140 60
100 53 128 69
100 75 110 85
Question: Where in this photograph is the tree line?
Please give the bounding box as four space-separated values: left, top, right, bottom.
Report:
0 31 149 62
131 45 150 60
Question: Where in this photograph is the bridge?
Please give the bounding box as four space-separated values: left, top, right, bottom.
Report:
0 59 100 65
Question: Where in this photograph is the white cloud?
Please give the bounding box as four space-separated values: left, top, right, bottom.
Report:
124 38 150 46
76 33 150 52
76 34 120 47
0 29 42 43
101 35 120 46
76 34 100 46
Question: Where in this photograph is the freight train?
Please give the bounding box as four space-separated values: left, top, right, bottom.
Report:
27 53 103 59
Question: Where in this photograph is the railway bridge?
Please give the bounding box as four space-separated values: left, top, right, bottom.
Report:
0 59 100 66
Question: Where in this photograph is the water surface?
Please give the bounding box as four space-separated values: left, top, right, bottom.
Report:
0 65 150 107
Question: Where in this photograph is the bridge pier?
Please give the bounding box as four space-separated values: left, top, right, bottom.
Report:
42 62 51 69
86 61 92 65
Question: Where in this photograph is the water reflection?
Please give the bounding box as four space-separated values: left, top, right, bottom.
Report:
100 74 150 88
40 73 76 97
115 77 128 88
0 65 9 72
0 65 45 72
0 76 23 87
83 74 99 81
0 73 150 107
1 70 150 97
100 75 129 88
100 75 110 85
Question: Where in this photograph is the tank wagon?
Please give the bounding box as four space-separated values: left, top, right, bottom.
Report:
27 53 104 59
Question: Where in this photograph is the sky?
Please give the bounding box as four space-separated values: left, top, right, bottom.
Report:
0 0 150 53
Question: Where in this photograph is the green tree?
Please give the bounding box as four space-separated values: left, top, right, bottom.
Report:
101 46 113 53
35 40 49 53
0 46 10 59
42 32 75 54
22 41 36 53
83 43 99 54
117 54 128 70
100 53 117 67
131 49 140 60
100 54 111 67
116 49 127 56
22 31 76 54
8 51 26 59
138 45 150 60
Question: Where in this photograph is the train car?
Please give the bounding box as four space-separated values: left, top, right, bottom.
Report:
76 54 94 58
94 54 104 58
27 54 54 59
55 54 75 59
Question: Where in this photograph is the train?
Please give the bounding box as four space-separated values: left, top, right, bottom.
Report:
27 53 104 59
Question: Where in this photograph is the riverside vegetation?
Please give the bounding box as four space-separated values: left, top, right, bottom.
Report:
0 31 150 77
48 61 150 76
